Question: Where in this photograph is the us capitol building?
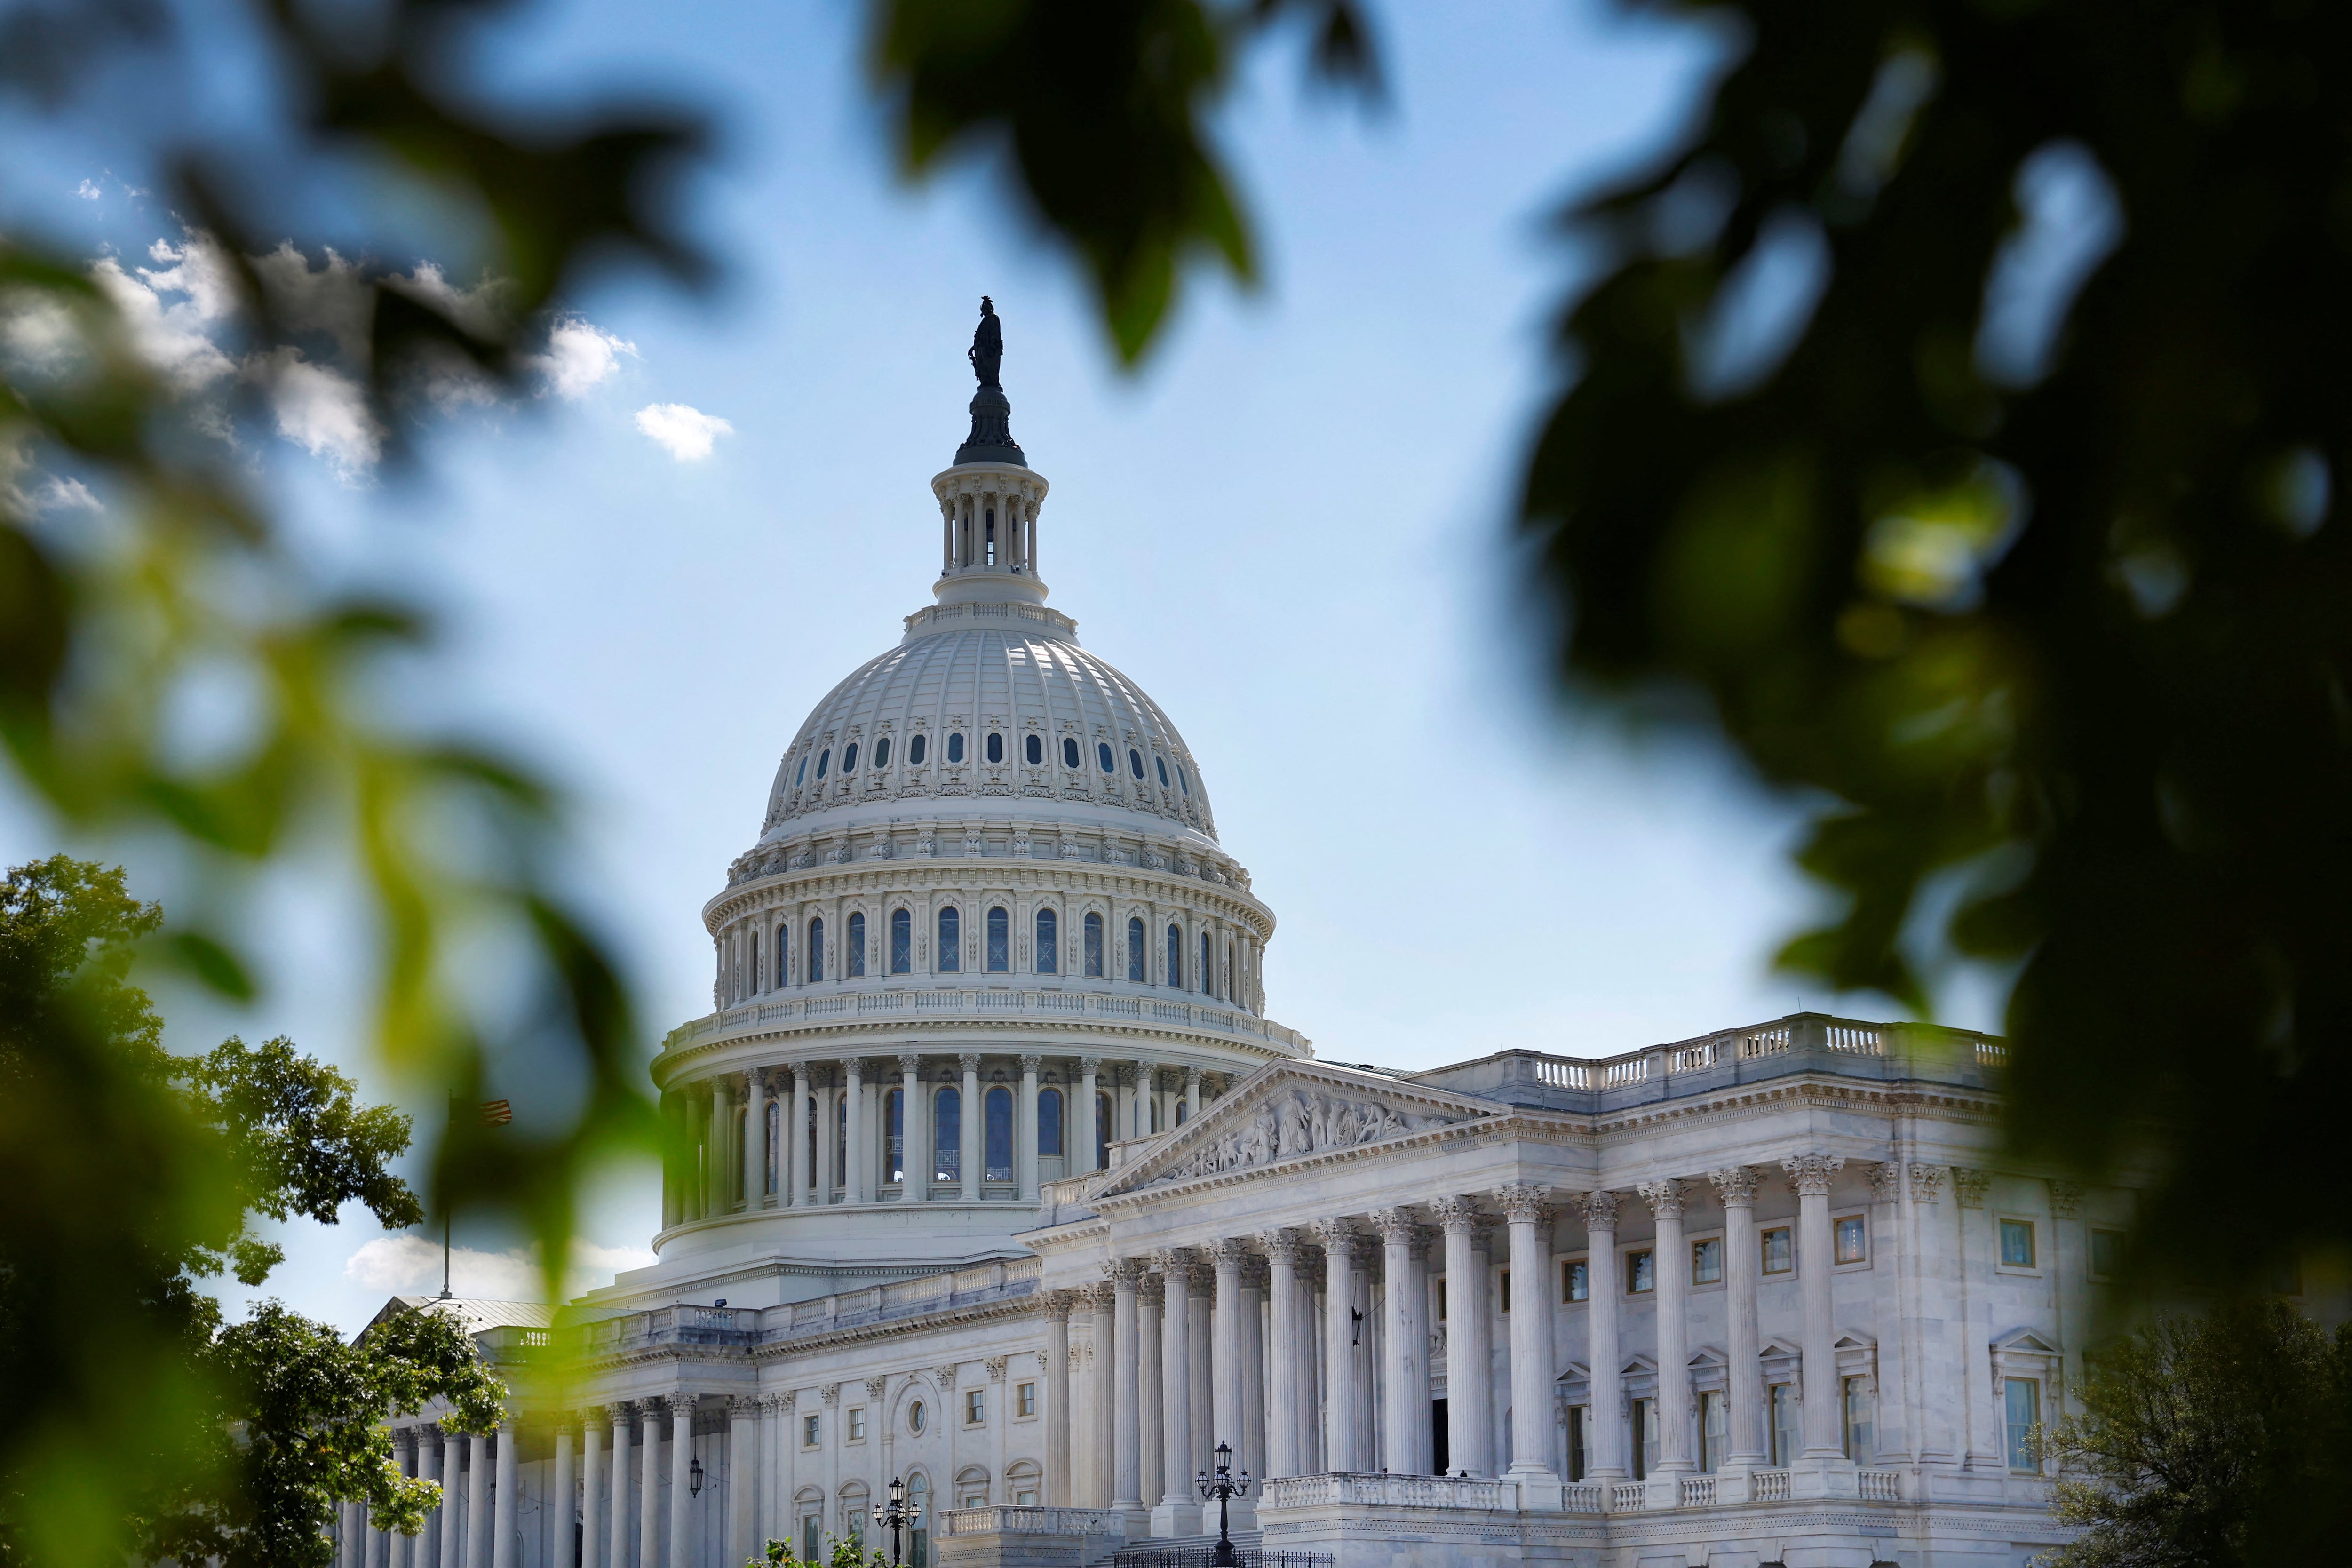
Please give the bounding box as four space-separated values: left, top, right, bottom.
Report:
346 312 2106 1568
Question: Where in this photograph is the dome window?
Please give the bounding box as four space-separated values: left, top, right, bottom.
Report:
937 906 961 972
1127 917 1144 982
1155 756 1169 788
986 905 1010 971
1034 908 1057 974
816 749 831 780
1062 737 1081 770
909 733 927 766
890 908 912 974
795 756 807 787
847 912 866 977
1083 912 1104 977
874 736 891 769
1128 748 1145 780
985 731 1005 764
1024 733 1043 765
842 741 859 773
807 916 825 983
1179 766 1191 796
1097 741 1114 773
1166 923 1183 988
946 732 965 764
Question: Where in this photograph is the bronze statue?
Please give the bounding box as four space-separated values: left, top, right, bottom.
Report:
968 295 1003 389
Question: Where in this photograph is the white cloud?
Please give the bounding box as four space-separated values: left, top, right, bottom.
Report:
529 317 636 399
39 476 99 512
250 242 372 362
635 402 732 461
250 345 383 479
75 179 101 201
92 233 239 391
344 1234 656 1301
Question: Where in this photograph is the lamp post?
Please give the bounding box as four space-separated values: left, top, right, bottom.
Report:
1195 1439 1251 1568
689 1457 704 1499
871 1474 921 1567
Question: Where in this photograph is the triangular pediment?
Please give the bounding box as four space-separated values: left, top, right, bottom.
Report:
1992 1327 2060 1355
1097 1059 1508 1196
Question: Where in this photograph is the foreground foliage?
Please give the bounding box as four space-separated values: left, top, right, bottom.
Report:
2044 1301 2352 1568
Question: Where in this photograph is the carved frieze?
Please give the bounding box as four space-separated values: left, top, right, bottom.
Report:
1146 1088 1446 1184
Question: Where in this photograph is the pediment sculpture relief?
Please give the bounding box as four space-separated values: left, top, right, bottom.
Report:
1150 1089 1446 1184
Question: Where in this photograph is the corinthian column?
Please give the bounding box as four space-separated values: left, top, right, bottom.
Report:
1711 1166 1765 1471
668 1399 693 1568
551 1422 575 1568
744 1070 767 1210
1578 1191 1623 1482
1110 1262 1145 1524
959 1053 983 1201
580 1416 604 1568
1433 1198 1492 1477
1497 1185 1560 1504
606 1405 632 1568
1017 1054 1042 1202
840 1058 867 1203
899 1054 926 1202
1311 1220 1362 1473
1077 1057 1100 1174
1372 1210 1429 1475
464 1431 491 1568
1261 1233 1300 1477
1784 1154 1849 1466
636 1401 662 1568
1041 1292 1073 1506
1641 1179 1693 1499
1209 1239 1246 1465
1153 1253 1200 1533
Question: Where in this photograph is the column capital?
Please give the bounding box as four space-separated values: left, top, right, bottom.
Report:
1020 1053 1043 1072
1708 1165 1761 1205
1431 1196 1483 1234
727 1394 760 1417
603 1402 632 1424
1308 1218 1364 1258
1637 1178 1689 1219
1104 1257 1145 1288
865 1374 890 1400
1137 1270 1165 1305
838 1056 865 1079
2049 1178 2084 1217
1494 1182 1550 1223
1869 1161 1903 1204
1206 1236 1248 1269
1083 1279 1116 1309
898 1051 922 1074
958 1051 982 1072
1781 1152 1845 1197
1907 1162 1947 1203
986 1355 1009 1383
1256 1227 1302 1264
1184 1064 1201 1085
1079 1054 1103 1074
1151 1246 1200 1285
1039 1288 1079 1321
818 1383 841 1406
1573 1189 1620 1229
1950 1166 1990 1207
1369 1206 1427 1247
765 1391 798 1412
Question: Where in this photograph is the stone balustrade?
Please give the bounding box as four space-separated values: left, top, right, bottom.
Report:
939 1505 1121 1537
674 985 1311 1055
1260 1473 1521 1512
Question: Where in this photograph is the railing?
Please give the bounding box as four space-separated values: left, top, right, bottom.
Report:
939 1506 1119 1537
1740 1024 1792 1057
1749 1470 1791 1503
1679 1477 1716 1507
904 602 1078 637
1110 1551 1330 1568
1858 1469 1902 1501
1825 1023 1883 1054
1260 1473 1518 1511
676 987 1308 1054
1533 1057 1591 1089
1976 1038 2009 1067
1562 1483 1606 1513
1609 1482 1646 1512
1500 1012 2007 1096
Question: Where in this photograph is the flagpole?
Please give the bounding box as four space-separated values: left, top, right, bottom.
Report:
440 1090 454 1300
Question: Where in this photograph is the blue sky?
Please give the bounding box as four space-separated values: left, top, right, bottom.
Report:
3 0 2007 1332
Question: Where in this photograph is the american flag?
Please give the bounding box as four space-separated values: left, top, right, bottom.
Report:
479 1099 512 1126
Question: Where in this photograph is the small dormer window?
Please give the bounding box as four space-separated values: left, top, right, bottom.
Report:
909 733 927 766
1063 738 1081 769
1024 733 1043 765
795 756 807 787
873 736 891 768
1178 766 1191 796
842 742 859 773
1097 741 1114 773
947 732 965 764
816 749 831 779
1128 749 1144 779
986 732 1005 764
1155 756 1170 788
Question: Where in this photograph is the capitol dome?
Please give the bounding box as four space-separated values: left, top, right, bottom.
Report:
625 308 1306 1309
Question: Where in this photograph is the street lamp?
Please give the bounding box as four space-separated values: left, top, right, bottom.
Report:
689 1457 704 1499
1194 1440 1251 1568
871 1474 922 1567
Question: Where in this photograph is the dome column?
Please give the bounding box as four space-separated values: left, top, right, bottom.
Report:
1077 1057 1100 1174
841 1058 868 1204
743 1069 766 1210
900 1054 928 1202
959 1053 982 1201
1017 1054 1041 1202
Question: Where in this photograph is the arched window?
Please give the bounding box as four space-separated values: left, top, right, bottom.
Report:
751 927 762 992
1128 748 1145 779
1024 733 1043 765
1038 1087 1064 1157
1095 1091 1112 1168
1201 931 1214 999
956 1466 992 1509
986 906 1009 972
1097 741 1114 773
795 756 807 787
1167 923 1183 988
776 925 788 985
842 741 859 772
1034 908 1058 973
906 1473 929 1566
805 1093 818 1186
946 732 965 764
886 1088 904 1183
985 504 997 565
1127 917 1145 982
909 732 927 766
807 917 825 983
937 907 961 972
842 912 863 976
985 1086 1013 1181
1156 756 1170 788
890 908 912 974
1008 1461 1042 1508
816 748 831 779
1063 737 1081 769
985 731 1005 764
839 1483 870 1549
934 1086 961 1181
835 1093 847 1187
874 736 891 768
1083 912 1104 977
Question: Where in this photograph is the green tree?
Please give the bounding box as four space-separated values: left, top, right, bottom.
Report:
0 856 467 1562
2044 1301 2352 1568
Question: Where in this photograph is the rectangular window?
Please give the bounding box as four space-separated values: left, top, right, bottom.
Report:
1835 1215 1867 1264
1498 1268 1510 1313
1567 1405 1586 1482
962 1491 988 1509
1699 1390 1726 1474
1437 1277 1448 1322
965 1388 986 1426
1762 1225 1794 1274
801 1515 821 1562
2000 1218 2037 1268
2089 1227 2124 1281
1627 1248 1655 1294
1015 1487 1039 1506
1561 1258 1589 1303
1843 1376 1875 1464
803 1414 820 1449
1017 1381 1036 1418
2004 1377 2041 1471
1769 1384 1797 1467
847 1408 866 1442
1692 1237 1722 1286
1635 1397 1659 1480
